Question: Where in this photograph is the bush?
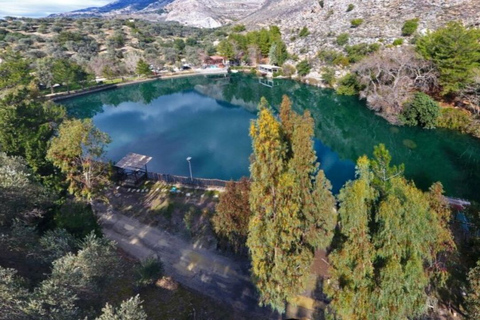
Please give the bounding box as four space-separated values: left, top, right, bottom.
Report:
347 4 355 12
54 201 102 239
282 63 296 77
336 33 349 46
345 43 380 63
402 18 419 36
321 67 336 87
393 38 404 46
232 24 246 32
350 18 364 28
400 92 440 129
136 257 164 287
299 26 310 38
336 73 361 95
296 60 311 77
437 108 472 133
318 49 348 66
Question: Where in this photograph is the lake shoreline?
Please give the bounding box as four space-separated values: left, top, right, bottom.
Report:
48 69 230 102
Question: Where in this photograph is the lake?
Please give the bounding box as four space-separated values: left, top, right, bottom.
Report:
62 74 480 200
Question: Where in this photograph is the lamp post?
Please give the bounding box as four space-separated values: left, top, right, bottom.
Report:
186 157 193 181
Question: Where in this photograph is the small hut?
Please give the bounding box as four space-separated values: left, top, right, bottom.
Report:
115 153 152 187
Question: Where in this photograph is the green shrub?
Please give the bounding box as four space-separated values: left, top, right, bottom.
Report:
232 24 246 32
436 107 478 137
400 92 440 129
402 18 419 36
392 38 404 46
54 201 102 239
345 43 380 63
299 26 310 38
347 4 355 12
336 33 349 46
321 67 336 87
336 73 361 95
297 60 311 76
136 257 164 287
350 18 364 28
318 49 348 66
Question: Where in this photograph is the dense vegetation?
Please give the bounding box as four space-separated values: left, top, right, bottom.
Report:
1 14 480 320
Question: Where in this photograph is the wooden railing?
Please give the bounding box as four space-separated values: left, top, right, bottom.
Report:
147 172 228 189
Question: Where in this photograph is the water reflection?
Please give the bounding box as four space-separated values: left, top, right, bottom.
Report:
62 74 480 201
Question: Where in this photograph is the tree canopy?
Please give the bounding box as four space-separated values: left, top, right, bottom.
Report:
416 22 480 96
326 144 454 319
248 96 336 312
46 118 111 199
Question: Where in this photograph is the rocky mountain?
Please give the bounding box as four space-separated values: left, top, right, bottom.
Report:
51 0 173 17
240 0 480 57
54 0 480 42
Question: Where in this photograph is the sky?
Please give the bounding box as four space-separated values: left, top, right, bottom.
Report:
0 0 111 18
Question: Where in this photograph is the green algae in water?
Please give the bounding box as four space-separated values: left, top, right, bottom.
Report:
403 139 417 149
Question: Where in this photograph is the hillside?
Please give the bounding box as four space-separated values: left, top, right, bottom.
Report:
241 0 480 56
55 0 480 34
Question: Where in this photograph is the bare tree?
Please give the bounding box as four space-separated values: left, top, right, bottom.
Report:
354 47 438 122
124 51 142 75
459 69 480 115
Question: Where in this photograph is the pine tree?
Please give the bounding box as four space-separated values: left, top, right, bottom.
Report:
248 96 336 312
327 145 452 319
416 22 480 96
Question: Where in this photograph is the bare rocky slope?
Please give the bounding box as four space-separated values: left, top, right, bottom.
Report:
57 0 480 46
240 0 480 56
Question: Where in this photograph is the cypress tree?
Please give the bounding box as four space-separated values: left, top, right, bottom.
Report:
248 96 336 312
327 145 453 319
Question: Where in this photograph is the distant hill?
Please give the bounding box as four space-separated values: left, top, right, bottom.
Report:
50 0 172 17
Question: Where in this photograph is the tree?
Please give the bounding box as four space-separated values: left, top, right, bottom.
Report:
212 177 251 253
0 153 54 225
0 50 32 89
0 86 66 175
96 295 147 320
416 22 480 96
325 156 375 319
52 59 90 93
400 92 440 129
0 267 30 319
36 57 56 94
248 96 336 312
467 260 480 319
136 59 151 76
48 233 121 300
47 119 111 199
354 47 438 122
217 39 234 60
327 145 453 319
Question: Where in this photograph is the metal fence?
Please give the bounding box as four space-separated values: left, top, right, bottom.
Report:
147 172 227 188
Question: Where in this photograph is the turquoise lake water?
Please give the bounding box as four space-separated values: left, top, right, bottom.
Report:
62 74 480 200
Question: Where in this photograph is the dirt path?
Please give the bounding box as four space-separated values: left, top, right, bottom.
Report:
93 202 276 319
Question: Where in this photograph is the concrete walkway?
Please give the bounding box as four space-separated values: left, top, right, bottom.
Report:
94 202 276 319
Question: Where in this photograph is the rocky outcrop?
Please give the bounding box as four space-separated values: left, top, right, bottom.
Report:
164 0 266 28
